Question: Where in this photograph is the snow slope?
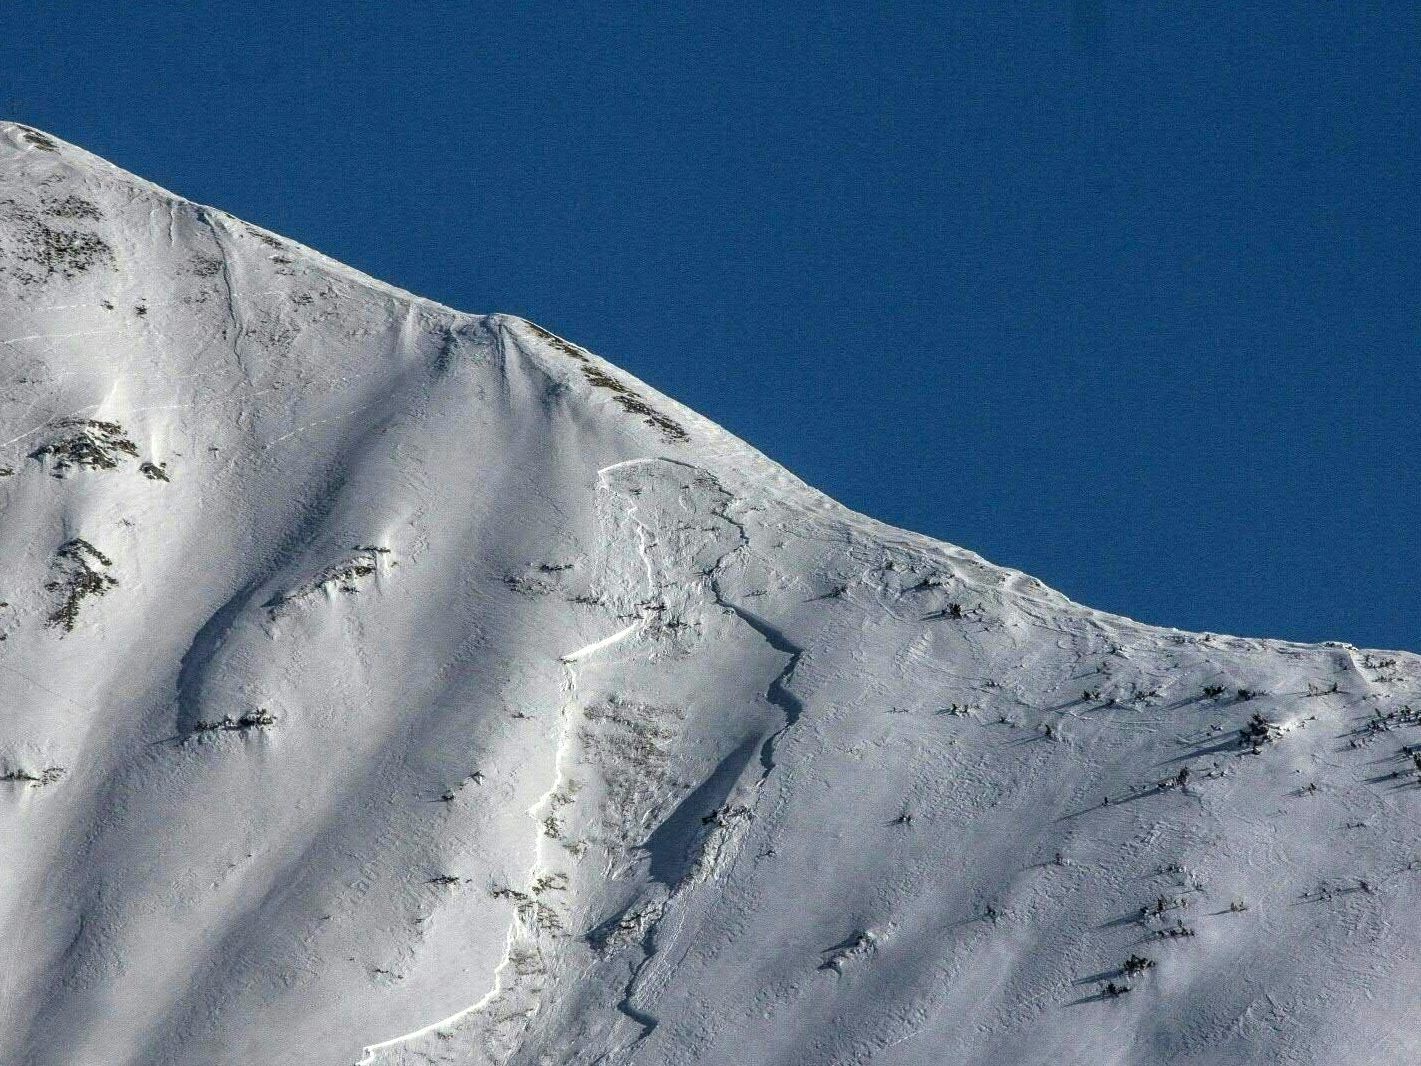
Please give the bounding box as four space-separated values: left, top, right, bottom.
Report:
0 123 1417 1066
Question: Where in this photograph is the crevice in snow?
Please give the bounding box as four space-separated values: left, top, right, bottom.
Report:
712 589 805 774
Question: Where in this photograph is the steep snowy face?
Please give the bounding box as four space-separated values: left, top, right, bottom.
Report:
0 123 1418 1066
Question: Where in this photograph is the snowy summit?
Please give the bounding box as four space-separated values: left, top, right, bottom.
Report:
0 124 1417 1066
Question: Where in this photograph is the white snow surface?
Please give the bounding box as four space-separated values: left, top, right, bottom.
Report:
0 124 1418 1066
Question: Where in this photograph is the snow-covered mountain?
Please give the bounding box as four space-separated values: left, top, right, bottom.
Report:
0 123 1417 1066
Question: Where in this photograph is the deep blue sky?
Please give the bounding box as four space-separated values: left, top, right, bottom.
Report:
5 3 1418 650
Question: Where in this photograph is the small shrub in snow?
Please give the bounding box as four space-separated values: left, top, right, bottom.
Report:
1157 921 1196 939
1240 712 1278 748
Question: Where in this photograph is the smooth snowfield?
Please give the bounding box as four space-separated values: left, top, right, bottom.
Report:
0 124 1417 1066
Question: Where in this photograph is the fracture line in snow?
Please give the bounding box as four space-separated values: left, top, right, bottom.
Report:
560 621 640 663
596 457 659 477
358 466 700 1065
352 955 508 1066
356 529 652 1065
712 583 806 774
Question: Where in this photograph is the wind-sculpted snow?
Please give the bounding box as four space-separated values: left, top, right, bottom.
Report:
0 124 1418 1066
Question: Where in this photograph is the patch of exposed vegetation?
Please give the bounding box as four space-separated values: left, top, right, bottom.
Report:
191 709 277 735
521 320 689 444
440 769 485 802
139 461 170 481
18 127 58 152
245 226 285 250
45 538 116 632
579 364 690 443
187 253 223 277
587 901 665 953
1122 953 1156 977
1240 710 1282 748
42 195 102 221
926 601 977 621
29 418 139 475
491 886 563 932
1 766 66 787
579 698 682 845
820 929 879 972
504 562 575 597
265 546 392 615
508 945 546 977
531 872 568 894
505 572 555 596
0 199 114 282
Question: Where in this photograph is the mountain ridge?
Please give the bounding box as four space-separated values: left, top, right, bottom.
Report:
1 122 1417 1066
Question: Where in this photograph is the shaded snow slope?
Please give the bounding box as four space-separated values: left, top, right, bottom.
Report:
0 124 1417 1066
